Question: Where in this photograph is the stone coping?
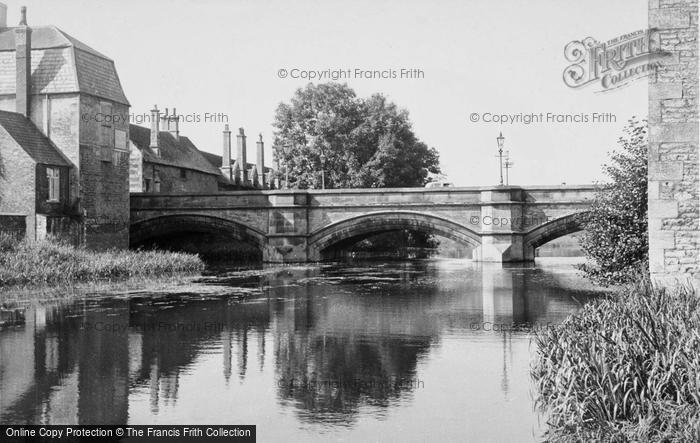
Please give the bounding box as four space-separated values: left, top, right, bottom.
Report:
131 184 597 198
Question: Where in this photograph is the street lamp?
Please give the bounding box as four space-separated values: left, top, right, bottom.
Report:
496 132 505 186
504 151 514 186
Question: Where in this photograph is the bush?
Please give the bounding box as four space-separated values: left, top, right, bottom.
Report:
0 235 204 287
532 276 700 442
579 118 648 286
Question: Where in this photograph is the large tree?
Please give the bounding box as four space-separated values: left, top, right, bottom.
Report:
579 118 648 286
272 83 440 189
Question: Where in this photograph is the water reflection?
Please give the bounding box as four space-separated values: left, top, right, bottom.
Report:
0 259 602 440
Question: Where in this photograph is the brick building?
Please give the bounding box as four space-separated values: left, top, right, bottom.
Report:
0 4 130 248
129 107 223 194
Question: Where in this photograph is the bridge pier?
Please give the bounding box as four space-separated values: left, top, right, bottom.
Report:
264 236 309 262
474 234 531 262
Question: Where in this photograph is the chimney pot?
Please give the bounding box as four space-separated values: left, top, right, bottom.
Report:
236 127 248 185
19 6 26 25
150 106 160 155
222 124 232 171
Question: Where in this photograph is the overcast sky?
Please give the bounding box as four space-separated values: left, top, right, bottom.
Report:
7 0 647 186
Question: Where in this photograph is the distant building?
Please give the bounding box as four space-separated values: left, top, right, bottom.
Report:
129 113 274 193
128 107 223 194
0 4 130 248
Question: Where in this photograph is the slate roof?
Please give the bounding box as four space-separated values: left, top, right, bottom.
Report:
129 124 222 176
0 110 71 166
0 26 129 105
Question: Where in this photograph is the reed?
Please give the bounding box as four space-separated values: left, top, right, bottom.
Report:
0 233 204 287
532 275 700 442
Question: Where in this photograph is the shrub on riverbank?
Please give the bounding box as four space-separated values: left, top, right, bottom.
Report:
0 234 204 287
532 277 700 442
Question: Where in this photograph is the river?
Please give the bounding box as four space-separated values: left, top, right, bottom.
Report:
0 258 605 442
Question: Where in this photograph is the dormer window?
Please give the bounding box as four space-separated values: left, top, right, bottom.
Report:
47 167 61 202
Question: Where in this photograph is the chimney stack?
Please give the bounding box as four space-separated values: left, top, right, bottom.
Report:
160 107 179 140
236 128 248 185
0 3 8 29
14 6 30 116
256 133 266 188
150 105 160 156
221 124 232 179
170 107 179 139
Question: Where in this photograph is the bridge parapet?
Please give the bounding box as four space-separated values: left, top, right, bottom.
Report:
130 185 596 262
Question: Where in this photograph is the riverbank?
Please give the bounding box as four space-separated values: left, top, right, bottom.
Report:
532 277 700 442
0 235 204 287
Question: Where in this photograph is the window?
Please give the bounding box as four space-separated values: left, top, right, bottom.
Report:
144 178 152 192
180 168 187 179
47 167 61 202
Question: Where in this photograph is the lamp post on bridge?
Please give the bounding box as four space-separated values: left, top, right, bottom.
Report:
496 132 505 186
504 151 514 186
320 149 326 190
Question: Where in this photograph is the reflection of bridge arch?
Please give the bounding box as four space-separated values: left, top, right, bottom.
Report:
308 211 482 259
130 214 266 250
523 212 588 259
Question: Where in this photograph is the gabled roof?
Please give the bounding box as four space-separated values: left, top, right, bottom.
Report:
0 26 129 105
129 124 222 176
0 110 71 166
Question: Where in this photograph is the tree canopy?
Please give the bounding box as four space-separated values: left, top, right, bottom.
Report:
579 118 648 286
271 83 440 189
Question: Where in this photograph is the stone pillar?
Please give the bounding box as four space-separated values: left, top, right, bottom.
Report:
256 134 266 188
263 193 309 262
236 128 248 185
221 124 232 179
474 189 527 262
648 0 699 289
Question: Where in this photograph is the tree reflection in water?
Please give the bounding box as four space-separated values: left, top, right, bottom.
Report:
0 260 601 428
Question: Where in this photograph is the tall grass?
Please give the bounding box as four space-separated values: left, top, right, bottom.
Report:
0 233 204 287
532 276 700 442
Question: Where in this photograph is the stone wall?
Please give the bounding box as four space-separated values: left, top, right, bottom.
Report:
138 162 219 194
0 215 26 238
648 0 699 288
0 127 35 239
129 145 144 192
78 97 130 249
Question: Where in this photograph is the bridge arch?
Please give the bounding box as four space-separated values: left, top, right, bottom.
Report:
522 212 588 259
130 214 266 251
308 211 482 260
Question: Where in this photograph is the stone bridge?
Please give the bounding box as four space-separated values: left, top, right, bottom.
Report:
130 185 595 263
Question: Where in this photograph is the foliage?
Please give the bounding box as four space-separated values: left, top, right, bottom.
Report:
532 274 700 442
272 83 440 189
0 233 204 287
579 118 648 286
